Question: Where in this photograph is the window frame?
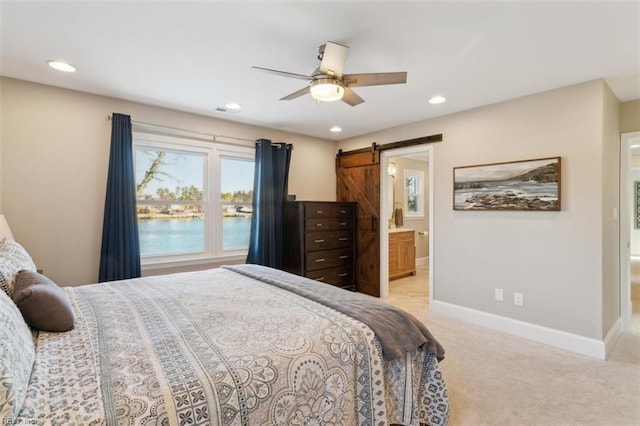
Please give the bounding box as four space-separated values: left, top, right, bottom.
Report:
133 132 254 269
218 153 255 252
404 168 425 219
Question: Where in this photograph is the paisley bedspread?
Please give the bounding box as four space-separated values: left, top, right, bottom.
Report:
19 267 449 425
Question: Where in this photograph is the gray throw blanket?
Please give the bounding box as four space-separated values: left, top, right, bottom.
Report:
224 264 445 362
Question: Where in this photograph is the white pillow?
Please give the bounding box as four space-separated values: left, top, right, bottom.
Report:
0 238 37 298
0 289 36 420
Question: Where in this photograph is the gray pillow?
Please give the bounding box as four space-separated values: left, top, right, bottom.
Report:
13 270 74 332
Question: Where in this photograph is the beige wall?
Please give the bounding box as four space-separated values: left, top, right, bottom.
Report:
338 80 617 341
0 77 336 286
620 100 640 133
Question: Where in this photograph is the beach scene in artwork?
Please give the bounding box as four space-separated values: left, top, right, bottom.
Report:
454 158 560 211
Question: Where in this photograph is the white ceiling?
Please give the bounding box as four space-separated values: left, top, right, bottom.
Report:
1 1 639 141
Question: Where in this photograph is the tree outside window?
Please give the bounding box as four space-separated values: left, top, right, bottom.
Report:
404 169 425 218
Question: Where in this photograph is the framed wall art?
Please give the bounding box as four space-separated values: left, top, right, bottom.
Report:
453 157 561 211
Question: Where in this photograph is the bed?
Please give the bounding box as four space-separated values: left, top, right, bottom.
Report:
0 239 449 425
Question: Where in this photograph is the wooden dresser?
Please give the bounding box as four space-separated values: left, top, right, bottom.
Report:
283 201 356 291
389 228 416 280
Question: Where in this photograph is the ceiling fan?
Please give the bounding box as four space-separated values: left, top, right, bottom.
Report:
252 41 407 107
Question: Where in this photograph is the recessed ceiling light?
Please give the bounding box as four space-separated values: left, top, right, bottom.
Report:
428 95 446 105
330 126 342 133
47 60 76 73
224 102 242 111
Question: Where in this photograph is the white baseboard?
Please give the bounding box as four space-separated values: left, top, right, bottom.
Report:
604 317 622 358
416 256 429 267
430 300 607 360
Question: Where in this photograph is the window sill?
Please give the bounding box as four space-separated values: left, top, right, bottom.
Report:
141 253 247 272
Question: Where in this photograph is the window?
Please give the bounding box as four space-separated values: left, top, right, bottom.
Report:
220 156 253 251
404 168 425 218
136 147 207 256
134 133 254 266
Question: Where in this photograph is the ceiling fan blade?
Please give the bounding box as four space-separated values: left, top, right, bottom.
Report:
342 87 365 107
251 66 313 81
344 72 407 87
280 86 311 101
319 42 349 78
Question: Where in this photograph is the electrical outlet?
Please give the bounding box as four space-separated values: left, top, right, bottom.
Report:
514 292 524 307
494 288 504 302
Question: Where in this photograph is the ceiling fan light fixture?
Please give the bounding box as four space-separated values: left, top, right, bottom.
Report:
310 78 345 102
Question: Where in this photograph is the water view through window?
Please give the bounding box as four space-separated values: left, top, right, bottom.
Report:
135 146 254 257
221 157 254 251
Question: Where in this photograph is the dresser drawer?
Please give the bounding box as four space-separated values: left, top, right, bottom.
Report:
305 248 353 271
304 203 354 219
304 203 333 218
331 204 354 218
305 266 353 287
305 231 353 251
305 218 352 232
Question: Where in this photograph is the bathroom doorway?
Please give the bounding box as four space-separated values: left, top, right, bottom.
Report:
380 145 433 305
620 131 640 332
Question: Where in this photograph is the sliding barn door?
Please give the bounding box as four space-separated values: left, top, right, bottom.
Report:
336 148 380 297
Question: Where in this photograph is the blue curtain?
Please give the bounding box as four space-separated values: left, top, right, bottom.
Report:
98 113 141 282
247 139 293 268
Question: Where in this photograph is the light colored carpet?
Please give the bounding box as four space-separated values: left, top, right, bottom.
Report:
384 268 640 426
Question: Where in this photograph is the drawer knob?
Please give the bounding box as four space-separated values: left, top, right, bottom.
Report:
338 237 348 241
340 210 347 214
338 273 348 277
316 210 324 214
339 255 349 259
315 277 325 281
315 223 323 227
314 239 325 243
315 258 326 263
340 222 347 226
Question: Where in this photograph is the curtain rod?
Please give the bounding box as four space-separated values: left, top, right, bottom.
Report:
106 115 257 144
